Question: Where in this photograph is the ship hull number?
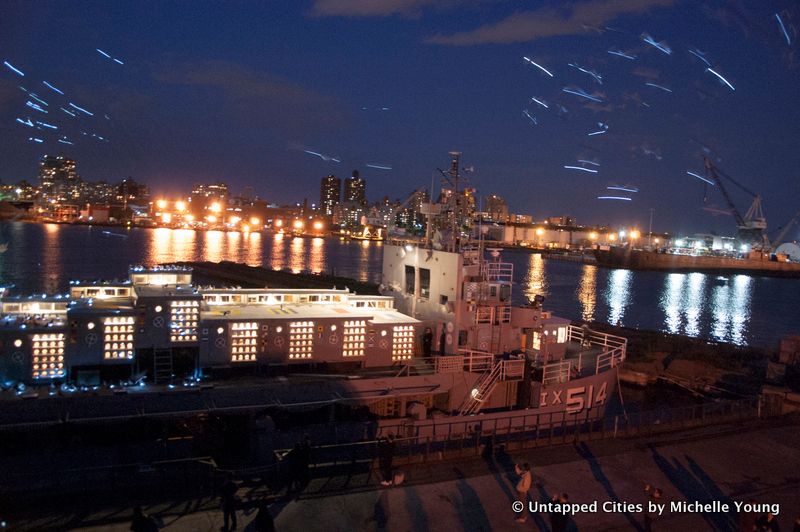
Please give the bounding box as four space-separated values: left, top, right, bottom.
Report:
539 382 608 414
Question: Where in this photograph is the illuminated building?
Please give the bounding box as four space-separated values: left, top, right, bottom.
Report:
344 170 366 206
320 174 341 217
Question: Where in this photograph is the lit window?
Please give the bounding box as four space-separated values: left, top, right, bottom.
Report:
392 325 414 361
169 300 199 342
32 333 65 378
230 322 258 362
103 316 135 360
343 320 366 357
288 321 314 359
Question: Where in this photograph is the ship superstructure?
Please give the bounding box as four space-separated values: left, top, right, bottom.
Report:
0 265 419 385
0 152 627 435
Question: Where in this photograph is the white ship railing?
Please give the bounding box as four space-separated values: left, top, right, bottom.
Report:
596 347 625 373
501 359 525 380
481 261 513 283
496 306 511 323
566 325 627 352
475 307 493 324
542 360 572 385
473 305 511 324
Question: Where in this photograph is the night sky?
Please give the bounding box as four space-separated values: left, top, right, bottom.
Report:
1 0 799 237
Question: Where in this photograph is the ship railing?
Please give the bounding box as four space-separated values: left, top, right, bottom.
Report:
542 360 572 385
596 347 625 373
501 359 526 380
481 261 514 283
434 356 465 374
475 307 493 324
496 305 511 323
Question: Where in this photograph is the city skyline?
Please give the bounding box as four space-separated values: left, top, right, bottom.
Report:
2 1 800 237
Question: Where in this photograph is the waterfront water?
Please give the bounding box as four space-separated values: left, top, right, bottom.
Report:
1 222 798 347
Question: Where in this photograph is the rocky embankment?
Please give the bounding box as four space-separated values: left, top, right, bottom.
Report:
587 321 774 397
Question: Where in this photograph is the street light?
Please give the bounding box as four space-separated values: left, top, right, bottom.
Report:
156 199 167 210
175 200 186 212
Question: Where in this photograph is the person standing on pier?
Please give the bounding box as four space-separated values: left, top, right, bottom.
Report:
220 475 239 531
514 463 532 523
422 327 433 357
378 434 396 486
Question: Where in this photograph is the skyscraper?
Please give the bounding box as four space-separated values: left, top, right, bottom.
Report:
320 174 341 217
39 155 79 202
485 194 509 222
344 170 366 206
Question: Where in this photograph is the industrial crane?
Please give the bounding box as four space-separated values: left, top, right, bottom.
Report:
702 156 769 250
770 209 800 253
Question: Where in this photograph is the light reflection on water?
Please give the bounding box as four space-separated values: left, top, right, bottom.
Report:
605 269 632 326
659 273 707 339
711 276 752 345
0 222 795 346
577 264 597 322
523 253 548 302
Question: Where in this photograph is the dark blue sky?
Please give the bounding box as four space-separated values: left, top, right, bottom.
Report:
1 0 799 237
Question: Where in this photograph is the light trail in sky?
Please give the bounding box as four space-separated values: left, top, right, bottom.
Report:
523 57 554 77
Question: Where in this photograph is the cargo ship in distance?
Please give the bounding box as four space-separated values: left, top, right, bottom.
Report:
593 245 800 278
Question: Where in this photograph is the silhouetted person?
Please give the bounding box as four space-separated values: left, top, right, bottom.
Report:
221 475 238 531
422 327 433 357
439 327 447 355
299 434 312 488
740 499 759 532
378 434 396 486
644 487 662 532
514 462 532 523
286 442 303 492
254 500 276 532
550 493 569 532
757 512 781 532
130 506 157 532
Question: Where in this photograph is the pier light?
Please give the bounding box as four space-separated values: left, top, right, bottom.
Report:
609 234 617 242
654 238 660 245
275 219 283 228
185 214 194 222
209 202 222 213
313 220 324 231
630 230 640 240
161 213 172 223
206 215 217 223
156 199 167 210
589 232 597 240
250 217 260 226
175 200 186 212
293 219 304 230
536 228 544 236
740 244 749 253
242 224 250 232
229 215 241 225
675 239 684 247
619 230 626 239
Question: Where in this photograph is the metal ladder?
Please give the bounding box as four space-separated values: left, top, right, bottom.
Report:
153 349 173 384
490 325 502 353
458 361 503 416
